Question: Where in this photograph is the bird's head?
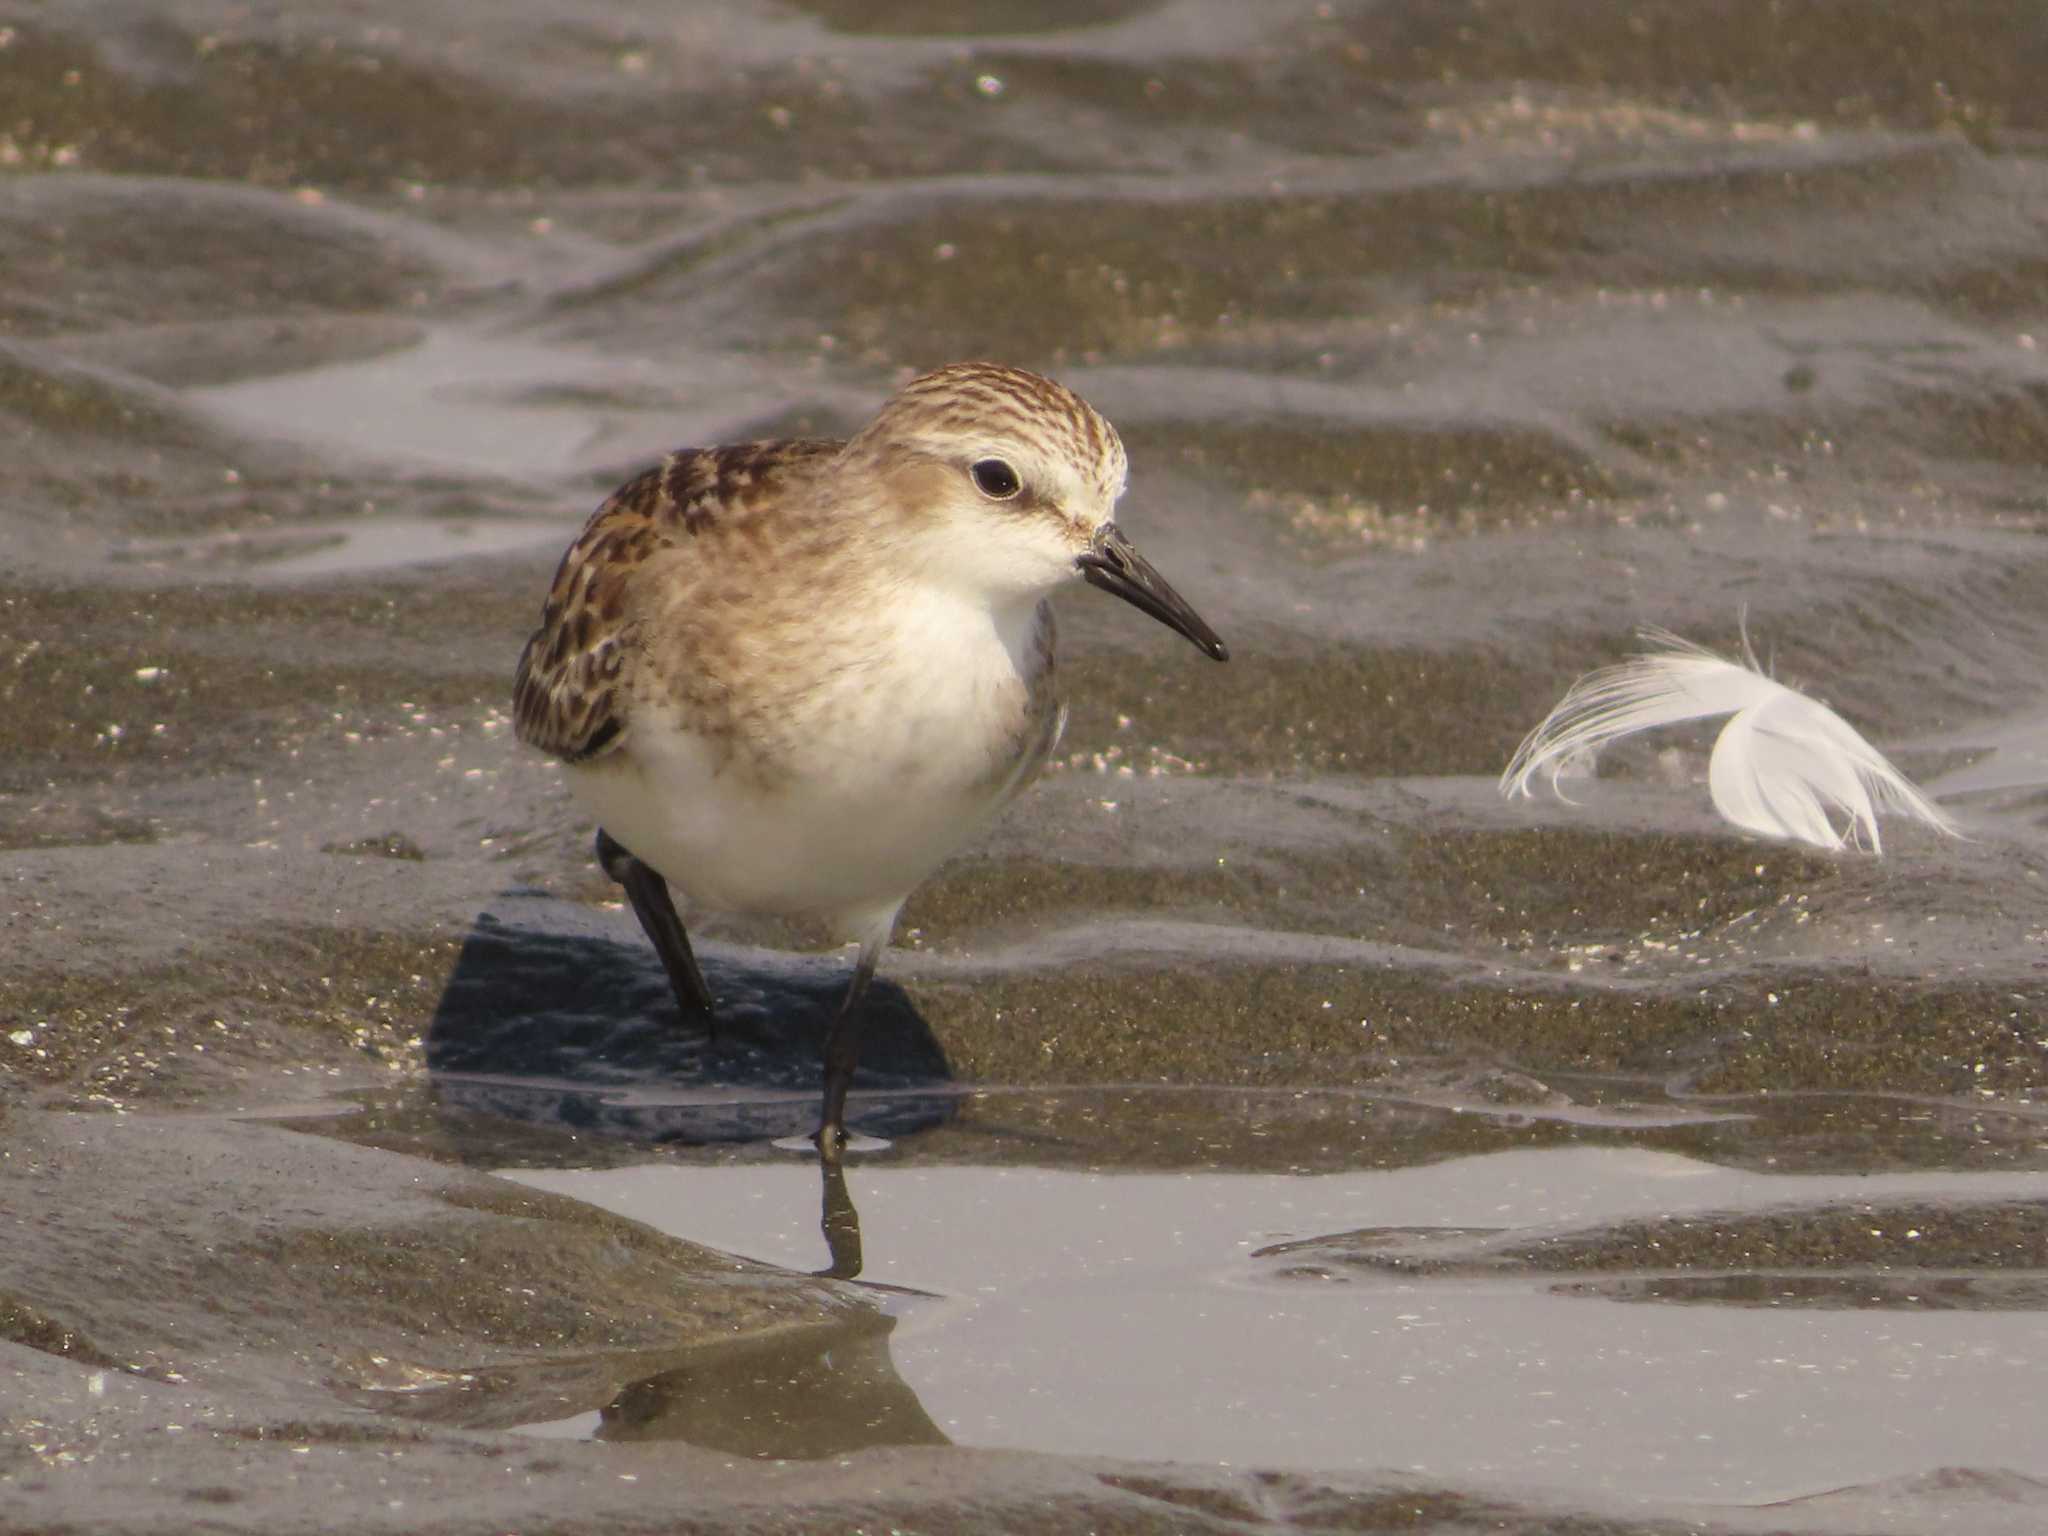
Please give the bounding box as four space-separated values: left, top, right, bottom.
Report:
846 361 1228 660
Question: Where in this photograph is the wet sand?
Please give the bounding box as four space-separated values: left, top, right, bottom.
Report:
5 2 2048 1531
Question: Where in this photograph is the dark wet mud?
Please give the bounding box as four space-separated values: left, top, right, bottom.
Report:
6 2 2048 1532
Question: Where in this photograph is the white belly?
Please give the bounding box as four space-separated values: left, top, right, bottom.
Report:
568 731 1022 942
568 594 1057 945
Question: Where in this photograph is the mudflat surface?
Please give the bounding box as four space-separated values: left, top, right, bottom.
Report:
4 2 2048 1532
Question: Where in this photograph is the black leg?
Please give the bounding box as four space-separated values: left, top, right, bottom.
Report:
595 827 715 1031
815 948 878 1162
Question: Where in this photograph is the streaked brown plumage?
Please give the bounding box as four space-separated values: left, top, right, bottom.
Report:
514 438 846 769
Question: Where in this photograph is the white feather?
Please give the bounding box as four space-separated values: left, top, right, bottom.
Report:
1500 627 1961 853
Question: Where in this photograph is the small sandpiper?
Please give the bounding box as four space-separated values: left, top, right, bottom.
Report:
513 362 1227 1157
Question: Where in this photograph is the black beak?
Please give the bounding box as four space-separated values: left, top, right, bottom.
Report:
1076 525 1229 662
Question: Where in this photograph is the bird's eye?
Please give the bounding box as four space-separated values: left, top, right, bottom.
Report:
970 458 1022 500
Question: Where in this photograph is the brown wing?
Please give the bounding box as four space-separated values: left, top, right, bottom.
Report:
512 466 658 763
511 440 841 762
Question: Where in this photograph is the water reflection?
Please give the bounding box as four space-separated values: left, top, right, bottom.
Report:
506 1146 2048 1504
500 1165 913 1460
818 1161 865 1280
597 1308 947 1457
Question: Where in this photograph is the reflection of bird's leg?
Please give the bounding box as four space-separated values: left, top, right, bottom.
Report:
594 827 715 1038
814 937 881 1161
816 1161 864 1280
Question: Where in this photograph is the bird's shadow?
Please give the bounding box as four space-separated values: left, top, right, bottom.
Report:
424 890 957 1147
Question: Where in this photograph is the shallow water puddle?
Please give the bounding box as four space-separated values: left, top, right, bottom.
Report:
192 327 798 482
1928 705 2048 798
111 514 566 578
193 330 625 480
505 1145 2048 1504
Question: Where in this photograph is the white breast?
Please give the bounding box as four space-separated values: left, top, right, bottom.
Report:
565 588 1056 944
